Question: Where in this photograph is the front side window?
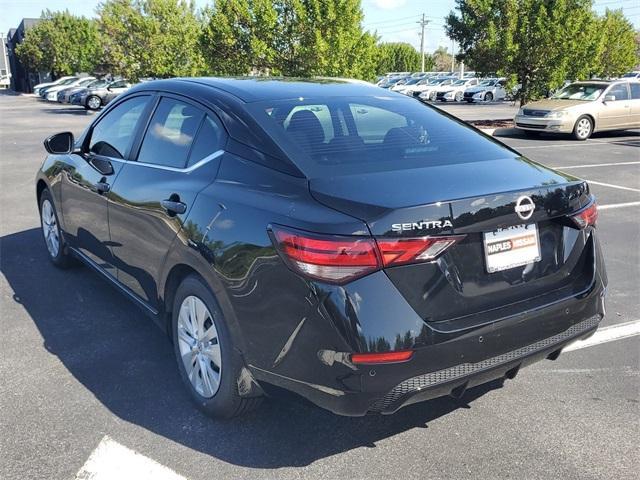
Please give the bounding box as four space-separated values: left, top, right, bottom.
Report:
606 83 629 101
137 97 203 168
89 95 149 159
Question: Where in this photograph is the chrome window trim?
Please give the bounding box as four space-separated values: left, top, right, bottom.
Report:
122 149 225 172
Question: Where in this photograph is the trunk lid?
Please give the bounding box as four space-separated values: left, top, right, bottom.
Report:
309 156 595 330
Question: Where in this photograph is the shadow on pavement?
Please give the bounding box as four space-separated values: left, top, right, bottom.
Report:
1 227 503 468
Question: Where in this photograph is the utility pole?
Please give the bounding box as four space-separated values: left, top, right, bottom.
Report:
418 14 429 72
451 39 455 72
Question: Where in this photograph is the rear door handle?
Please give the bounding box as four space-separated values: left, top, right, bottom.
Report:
161 198 187 215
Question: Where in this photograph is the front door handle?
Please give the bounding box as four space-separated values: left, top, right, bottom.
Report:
161 198 187 215
96 179 110 194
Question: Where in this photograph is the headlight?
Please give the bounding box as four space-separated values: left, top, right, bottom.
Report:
517 108 524 116
546 111 568 119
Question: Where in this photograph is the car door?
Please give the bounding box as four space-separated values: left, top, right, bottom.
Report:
495 81 506 100
107 94 227 308
598 83 631 129
628 82 640 126
61 94 152 275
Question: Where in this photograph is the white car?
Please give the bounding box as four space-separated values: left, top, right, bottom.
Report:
45 77 96 101
391 76 426 93
33 76 77 96
418 78 457 102
435 78 480 102
462 78 507 103
621 71 640 80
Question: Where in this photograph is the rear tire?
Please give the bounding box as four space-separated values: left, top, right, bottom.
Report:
572 115 593 141
39 189 74 268
172 275 262 418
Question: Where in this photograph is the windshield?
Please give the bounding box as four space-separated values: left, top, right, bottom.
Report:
452 80 467 86
404 78 422 85
552 83 605 101
60 78 78 85
78 78 95 86
622 73 638 78
479 80 496 87
250 95 513 177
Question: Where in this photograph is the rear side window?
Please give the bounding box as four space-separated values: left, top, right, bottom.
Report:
89 95 149 159
250 95 515 177
630 83 640 100
137 98 203 168
186 115 225 167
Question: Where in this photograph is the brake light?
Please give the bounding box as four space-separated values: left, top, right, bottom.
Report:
271 227 379 283
271 226 465 284
351 350 413 365
570 202 598 229
376 236 465 267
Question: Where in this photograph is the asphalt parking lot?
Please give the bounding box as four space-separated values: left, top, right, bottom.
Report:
0 92 638 480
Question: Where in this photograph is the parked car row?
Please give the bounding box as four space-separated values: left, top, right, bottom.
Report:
32 76 132 110
377 72 509 103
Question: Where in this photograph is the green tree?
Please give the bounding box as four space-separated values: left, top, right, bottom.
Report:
432 46 453 72
375 42 421 74
594 9 638 78
200 0 378 80
98 0 205 82
446 0 600 104
15 10 101 77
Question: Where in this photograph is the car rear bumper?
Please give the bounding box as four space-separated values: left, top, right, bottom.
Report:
249 261 606 416
515 115 574 133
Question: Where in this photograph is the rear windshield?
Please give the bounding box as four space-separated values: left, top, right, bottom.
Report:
248 95 514 177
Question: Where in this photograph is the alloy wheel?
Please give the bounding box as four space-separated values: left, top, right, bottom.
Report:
87 96 101 110
455 91 463 102
41 199 60 258
575 118 592 139
177 295 222 398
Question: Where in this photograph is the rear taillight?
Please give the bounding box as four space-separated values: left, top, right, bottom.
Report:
271 225 465 284
570 202 598 229
376 236 465 267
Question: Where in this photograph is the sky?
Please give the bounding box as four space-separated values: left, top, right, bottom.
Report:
1 0 639 54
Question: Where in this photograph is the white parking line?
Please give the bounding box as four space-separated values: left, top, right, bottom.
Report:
564 320 640 352
75 436 187 480
516 141 611 149
599 201 640 210
552 161 640 169
584 180 640 193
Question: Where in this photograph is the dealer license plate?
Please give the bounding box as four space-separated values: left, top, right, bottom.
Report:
483 224 541 273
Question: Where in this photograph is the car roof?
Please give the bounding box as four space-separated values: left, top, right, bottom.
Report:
160 77 391 103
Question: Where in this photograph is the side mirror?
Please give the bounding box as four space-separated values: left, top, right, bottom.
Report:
44 132 74 154
603 95 615 103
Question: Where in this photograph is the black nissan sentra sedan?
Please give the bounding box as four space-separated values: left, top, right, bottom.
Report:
35 78 607 418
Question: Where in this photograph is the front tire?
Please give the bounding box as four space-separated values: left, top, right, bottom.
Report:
572 115 593 141
39 189 73 268
484 92 493 102
86 95 101 110
172 275 262 418
455 91 463 102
